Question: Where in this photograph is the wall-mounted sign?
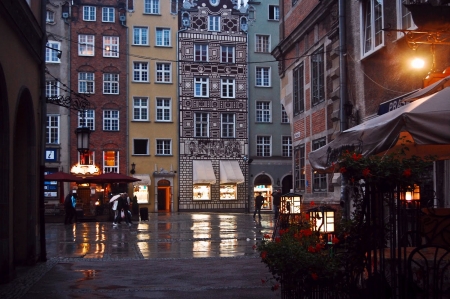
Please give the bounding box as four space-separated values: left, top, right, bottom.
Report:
45 148 58 162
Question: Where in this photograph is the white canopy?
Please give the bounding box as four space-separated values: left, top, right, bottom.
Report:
132 174 151 186
193 160 216 184
219 160 245 184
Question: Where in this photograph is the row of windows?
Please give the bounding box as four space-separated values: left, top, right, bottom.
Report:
78 151 120 173
294 138 326 193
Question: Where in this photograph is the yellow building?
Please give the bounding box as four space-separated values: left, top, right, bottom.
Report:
126 0 179 213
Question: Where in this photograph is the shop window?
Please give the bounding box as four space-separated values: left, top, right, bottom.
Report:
193 184 211 200
220 184 236 200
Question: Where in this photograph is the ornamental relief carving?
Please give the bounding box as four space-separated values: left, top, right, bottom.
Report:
186 140 242 158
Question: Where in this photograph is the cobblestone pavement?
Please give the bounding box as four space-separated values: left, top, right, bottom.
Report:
0 212 281 299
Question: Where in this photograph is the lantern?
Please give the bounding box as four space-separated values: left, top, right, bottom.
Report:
307 206 336 233
280 192 303 214
75 127 91 154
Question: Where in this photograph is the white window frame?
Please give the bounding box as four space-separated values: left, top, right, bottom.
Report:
396 0 416 38
361 0 384 57
256 136 271 157
133 97 149 121
281 105 289 123
194 112 209 138
256 34 270 53
155 62 172 83
208 15 220 31
221 45 235 63
312 138 327 192
78 34 95 56
194 44 208 62
221 113 235 138
256 101 271 123
194 77 209 97
103 73 119 94
156 28 171 47
46 115 60 144
83 6 96 21
103 36 119 57
46 41 61 63
79 151 95 166
102 7 115 23
156 98 171 122
221 78 235 98
144 0 160 14
46 80 60 97
268 5 279 21
256 67 271 87
103 150 119 173
133 139 149 155
156 139 172 155
133 27 149 45
46 10 55 23
78 72 95 94
282 136 292 157
103 110 119 131
78 109 95 131
133 62 149 82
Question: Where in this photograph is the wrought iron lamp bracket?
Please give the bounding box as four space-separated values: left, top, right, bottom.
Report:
46 93 92 111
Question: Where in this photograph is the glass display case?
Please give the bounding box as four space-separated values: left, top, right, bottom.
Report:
220 184 236 200
193 184 211 200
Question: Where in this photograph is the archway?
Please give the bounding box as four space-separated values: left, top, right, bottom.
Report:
157 179 171 212
253 174 273 210
13 88 37 265
281 175 293 194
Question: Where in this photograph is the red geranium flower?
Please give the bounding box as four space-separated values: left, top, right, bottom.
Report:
311 272 319 280
332 237 340 244
362 168 371 177
352 153 363 161
310 201 315 206
275 237 281 243
340 167 347 173
403 168 412 177
308 246 316 253
263 234 271 239
261 251 267 259
272 283 280 291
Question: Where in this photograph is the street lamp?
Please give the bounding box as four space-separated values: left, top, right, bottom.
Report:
75 127 91 154
130 162 136 174
307 206 336 234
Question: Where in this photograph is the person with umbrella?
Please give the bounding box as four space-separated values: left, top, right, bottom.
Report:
64 193 77 224
109 194 121 223
112 193 131 227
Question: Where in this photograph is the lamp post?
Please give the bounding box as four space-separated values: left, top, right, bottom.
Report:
130 162 136 174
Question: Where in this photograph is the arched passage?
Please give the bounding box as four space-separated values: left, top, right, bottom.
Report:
253 174 273 210
13 88 37 265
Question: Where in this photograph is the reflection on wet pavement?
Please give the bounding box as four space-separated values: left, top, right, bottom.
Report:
45 213 275 260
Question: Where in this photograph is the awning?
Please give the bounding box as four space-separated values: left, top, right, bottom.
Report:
219 160 245 184
377 90 417 115
132 174 151 185
193 160 216 184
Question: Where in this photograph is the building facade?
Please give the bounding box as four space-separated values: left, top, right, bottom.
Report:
0 0 46 281
69 0 129 214
247 0 292 212
178 0 249 211
126 0 180 212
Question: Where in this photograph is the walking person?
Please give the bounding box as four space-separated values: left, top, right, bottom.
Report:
113 193 131 227
272 189 282 219
64 193 77 224
121 193 132 226
253 192 264 220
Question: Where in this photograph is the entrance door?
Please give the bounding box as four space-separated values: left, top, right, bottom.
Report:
77 187 92 216
157 188 167 211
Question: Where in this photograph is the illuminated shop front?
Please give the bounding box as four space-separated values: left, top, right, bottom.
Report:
253 174 273 210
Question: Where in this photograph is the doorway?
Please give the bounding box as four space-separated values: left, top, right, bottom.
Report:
157 179 171 212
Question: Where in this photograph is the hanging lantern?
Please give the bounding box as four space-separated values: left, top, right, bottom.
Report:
400 184 420 202
75 127 91 154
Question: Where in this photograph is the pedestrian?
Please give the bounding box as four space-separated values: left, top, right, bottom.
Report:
110 194 120 220
64 193 77 224
122 193 132 225
113 193 131 227
253 192 264 220
272 189 282 219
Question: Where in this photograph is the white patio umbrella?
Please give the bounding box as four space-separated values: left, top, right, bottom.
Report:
109 194 121 203
309 86 450 173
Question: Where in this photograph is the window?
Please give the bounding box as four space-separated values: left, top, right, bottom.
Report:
133 97 148 121
46 81 59 97
103 151 119 173
281 105 289 123
194 77 209 97
221 78 235 98
144 0 160 14
156 63 171 83
46 41 61 63
103 110 119 131
133 139 149 155
133 62 149 82
156 139 172 155
78 109 95 131
79 151 95 165
156 28 171 46
103 36 119 57
268 5 279 21
397 0 415 32
194 112 209 137
312 138 327 192
221 113 235 138
78 72 95 94
256 101 271 123
221 45 235 63
256 67 270 87
46 10 55 23
208 15 220 31
294 144 305 191
46 115 60 144
83 6 96 21
256 35 270 53
362 0 384 56
293 63 305 114
103 73 119 94
171 0 178 14
282 136 292 157
156 98 171 121
102 7 115 22
78 34 95 56
133 27 149 45
256 136 271 157
194 44 208 62
311 48 324 106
